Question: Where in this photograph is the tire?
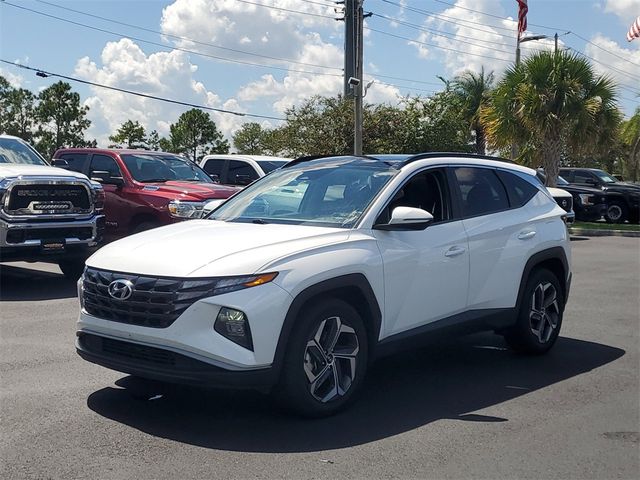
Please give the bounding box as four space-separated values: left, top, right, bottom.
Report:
132 221 160 234
605 201 628 224
504 268 564 355
58 258 86 280
276 298 369 417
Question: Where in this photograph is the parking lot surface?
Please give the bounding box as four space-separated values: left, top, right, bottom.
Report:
1 236 638 480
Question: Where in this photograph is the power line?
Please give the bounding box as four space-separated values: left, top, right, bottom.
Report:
1 1 343 78
0 60 286 121
234 0 339 20
570 32 640 69
33 0 343 71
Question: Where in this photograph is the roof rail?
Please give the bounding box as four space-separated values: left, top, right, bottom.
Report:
282 153 380 169
398 152 514 168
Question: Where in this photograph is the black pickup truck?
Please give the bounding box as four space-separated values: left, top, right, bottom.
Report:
559 168 640 224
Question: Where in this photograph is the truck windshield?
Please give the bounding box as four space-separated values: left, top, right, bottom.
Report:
592 170 617 184
0 138 47 166
121 154 213 183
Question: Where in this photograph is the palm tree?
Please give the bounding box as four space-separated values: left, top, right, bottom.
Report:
481 51 620 186
451 67 494 155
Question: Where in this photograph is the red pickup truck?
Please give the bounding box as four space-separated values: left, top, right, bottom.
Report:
52 148 239 242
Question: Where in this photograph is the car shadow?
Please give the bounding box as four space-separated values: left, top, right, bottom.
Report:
86 334 624 453
0 264 78 301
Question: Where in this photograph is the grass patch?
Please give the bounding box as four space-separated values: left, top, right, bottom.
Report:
571 221 640 232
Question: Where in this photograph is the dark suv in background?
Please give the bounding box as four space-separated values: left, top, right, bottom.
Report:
559 168 640 223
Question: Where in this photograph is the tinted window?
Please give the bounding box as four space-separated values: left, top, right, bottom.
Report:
0 137 46 165
228 160 259 185
454 167 509 217
59 153 88 173
257 160 287 173
203 158 224 178
381 169 451 223
496 170 539 208
559 169 573 182
90 154 121 177
574 171 596 184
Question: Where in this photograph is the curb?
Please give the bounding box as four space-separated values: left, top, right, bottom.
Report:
569 227 640 238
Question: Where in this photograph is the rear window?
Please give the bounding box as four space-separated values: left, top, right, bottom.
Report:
454 167 510 217
59 153 88 173
496 170 539 208
257 160 287 173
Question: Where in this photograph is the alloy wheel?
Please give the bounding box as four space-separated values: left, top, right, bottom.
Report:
303 316 359 403
607 205 623 222
529 282 560 343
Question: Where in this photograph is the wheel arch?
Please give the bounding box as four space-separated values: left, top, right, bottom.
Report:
516 247 569 314
272 274 382 376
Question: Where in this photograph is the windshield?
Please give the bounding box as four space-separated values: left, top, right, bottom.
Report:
121 153 212 183
592 169 617 184
209 157 398 228
0 137 47 166
257 160 287 173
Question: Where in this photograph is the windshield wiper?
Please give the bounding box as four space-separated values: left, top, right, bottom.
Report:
142 178 168 183
251 218 269 224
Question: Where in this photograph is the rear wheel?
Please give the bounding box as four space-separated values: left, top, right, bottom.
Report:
605 201 628 224
58 258 86 280
277 298 368 417
504 269 564 354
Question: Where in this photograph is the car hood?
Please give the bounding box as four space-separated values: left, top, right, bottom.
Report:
86 220 350 277
0 164 89 180
603 182 640 193
141 181 240 200
547 187 571 198
557 184 603 195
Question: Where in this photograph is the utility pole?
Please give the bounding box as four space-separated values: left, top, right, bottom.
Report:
353 0 364 155
343 0 355 98
554 32 558 53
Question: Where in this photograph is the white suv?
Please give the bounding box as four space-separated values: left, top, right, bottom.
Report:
76 153 571 416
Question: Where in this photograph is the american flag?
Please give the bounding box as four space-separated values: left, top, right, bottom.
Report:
517 0 528 39
627 16 640 42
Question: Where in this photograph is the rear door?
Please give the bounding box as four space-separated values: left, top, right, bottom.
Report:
374 167 470 336
201 158 226 183
227 160 260 186
452 166 539 310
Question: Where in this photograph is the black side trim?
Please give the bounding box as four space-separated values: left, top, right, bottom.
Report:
272 274 382 373
516 247 569 311
375 308 515 358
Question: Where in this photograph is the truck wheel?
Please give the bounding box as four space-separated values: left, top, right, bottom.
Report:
504 268 564 355
605 201 628 224
276 298 368 417
58 259 86 280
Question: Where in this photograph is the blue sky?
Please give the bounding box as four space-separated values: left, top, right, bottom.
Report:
1 0 638 147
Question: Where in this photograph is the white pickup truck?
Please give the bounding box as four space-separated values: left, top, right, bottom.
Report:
0 135 105 278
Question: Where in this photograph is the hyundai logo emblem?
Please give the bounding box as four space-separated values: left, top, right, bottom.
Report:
108 279 134 300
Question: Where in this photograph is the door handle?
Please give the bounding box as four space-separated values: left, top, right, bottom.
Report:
445 246 466 258
518 230 537 240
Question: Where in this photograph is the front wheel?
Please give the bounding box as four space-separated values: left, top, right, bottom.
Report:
277 298 369 417
58 258 86 280
504 269 564 354
605 201 628 224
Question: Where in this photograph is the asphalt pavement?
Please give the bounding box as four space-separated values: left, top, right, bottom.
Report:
1 236 638 479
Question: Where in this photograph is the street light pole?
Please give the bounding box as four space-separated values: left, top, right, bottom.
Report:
354 0 364 156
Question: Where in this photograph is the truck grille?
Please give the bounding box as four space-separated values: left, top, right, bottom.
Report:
5 184 91 216
5 226 93 244
83 267 218 328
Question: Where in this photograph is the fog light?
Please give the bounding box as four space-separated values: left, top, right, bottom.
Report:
214 307 253 350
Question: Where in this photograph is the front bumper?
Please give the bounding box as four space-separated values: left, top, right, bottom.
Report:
575 203 607 222
76 332 276 389
0 215 104 261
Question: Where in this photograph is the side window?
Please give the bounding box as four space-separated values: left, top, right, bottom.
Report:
454 167 509 217
560 170 574 182
203 159 224 180
228 160 259 185
89 154 122 178
59 153 88 173
574 171 595 184
380 169 451 224
496 170 539 208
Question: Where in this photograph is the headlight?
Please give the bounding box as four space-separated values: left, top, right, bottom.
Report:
207 272 278 296
168 200 206 219
91 183 105 212
578 193 594 206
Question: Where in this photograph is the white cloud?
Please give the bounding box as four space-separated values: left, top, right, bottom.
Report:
584 34 640 99
74 38 245 146
604 0 640 23
0 68 23 88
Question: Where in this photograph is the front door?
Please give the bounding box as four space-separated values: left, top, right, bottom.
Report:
88 154 127 241
373 168 469 336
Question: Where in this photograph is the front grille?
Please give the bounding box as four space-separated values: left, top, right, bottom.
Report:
5 226 93 244
557 195 573 213
83 267 218 328
6 184 90 215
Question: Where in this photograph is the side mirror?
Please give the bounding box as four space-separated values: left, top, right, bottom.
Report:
585 178 598 186
208 173 220 183
235 174 252 186
373 206 434 231
51 158 69 168
202 198 226 217
91 170 124 187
